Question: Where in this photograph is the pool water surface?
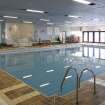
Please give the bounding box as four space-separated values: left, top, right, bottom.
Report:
0 46 105 96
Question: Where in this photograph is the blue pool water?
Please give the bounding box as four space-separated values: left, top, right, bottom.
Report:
0 46 105 96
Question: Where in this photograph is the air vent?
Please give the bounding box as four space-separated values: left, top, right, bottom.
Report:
89 2 96 5
64 14 68 16
44 12 48 14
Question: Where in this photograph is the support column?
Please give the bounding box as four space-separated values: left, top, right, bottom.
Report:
1 21 6 44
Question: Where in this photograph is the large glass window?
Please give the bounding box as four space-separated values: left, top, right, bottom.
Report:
83 31 105 43
100 32 105 43
84 32 88 42
89 32 93 42
94 32 99 42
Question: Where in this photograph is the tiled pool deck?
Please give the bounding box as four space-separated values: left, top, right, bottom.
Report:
0 70 105 105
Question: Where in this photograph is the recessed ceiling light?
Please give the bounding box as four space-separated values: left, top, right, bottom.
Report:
47 22 54 25
73 0 91 5
3 16 18 19
82 22 87 25
65 21 72 24
67 15 81 18
93 18 99 22
40 19 50 22
26 9 45 14
0 20 4 21
23 21 32 24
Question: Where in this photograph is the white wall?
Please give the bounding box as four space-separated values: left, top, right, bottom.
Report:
36 25 60 41
3 22 61 44
5 22 34 44
82 25 105 31
59 26 82 42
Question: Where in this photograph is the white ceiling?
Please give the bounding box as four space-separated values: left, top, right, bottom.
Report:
0 0 105 26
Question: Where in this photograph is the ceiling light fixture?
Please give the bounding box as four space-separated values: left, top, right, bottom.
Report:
93 18 99 22
65 21 72 24
23 21 32 24
0 20 4 21
3 16 18 19
67 15 81 18
40 19 50 22
47 22 54 25
26 9 45 14
73 0 91 5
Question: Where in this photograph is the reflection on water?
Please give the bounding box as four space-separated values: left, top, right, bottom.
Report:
0 54 33 68
0 46 105 96
1 46 105 68
82 46 105 60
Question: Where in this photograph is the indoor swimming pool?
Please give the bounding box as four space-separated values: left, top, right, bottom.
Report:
0 46 105 96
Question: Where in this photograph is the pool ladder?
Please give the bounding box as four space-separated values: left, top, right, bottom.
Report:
60 66 96 105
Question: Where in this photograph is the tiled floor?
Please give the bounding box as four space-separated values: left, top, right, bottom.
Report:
0 70 105 105
5 86 34 99
0 70 21 90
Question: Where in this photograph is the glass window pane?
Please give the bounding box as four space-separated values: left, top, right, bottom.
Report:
100 32 105 42
94 32 99 42
84 32 88 42
89 32 93 42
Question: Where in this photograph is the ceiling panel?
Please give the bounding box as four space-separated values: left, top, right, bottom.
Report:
0 0 104 26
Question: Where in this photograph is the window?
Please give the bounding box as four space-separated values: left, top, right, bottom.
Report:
100 32 105 43
83 31 105 43
94 32 99 42
89 32 93 42
84 32 88 42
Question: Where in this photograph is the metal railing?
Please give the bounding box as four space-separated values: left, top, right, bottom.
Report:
48 66 97 105
60 66 79 105
60 66 96 105
79 68 96 95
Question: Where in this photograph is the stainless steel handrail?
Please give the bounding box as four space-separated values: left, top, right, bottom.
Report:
79 68 96 95
60 66 72 95
60 66 79 105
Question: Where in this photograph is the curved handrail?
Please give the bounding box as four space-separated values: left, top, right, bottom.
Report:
60 66 72 94
60 66 79 105
79 68 96 95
